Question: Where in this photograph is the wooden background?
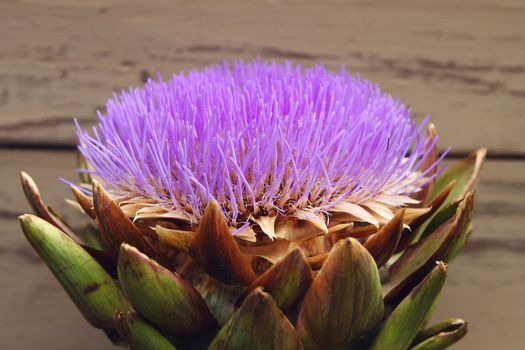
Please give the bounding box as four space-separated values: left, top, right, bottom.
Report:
1 0 524 349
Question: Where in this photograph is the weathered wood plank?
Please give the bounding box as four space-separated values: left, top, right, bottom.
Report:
0 149 524 349
1 0 524 153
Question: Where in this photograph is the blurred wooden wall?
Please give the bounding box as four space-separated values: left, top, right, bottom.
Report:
1 0 524 349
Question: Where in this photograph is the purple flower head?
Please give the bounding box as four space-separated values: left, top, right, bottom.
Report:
77 60 446 237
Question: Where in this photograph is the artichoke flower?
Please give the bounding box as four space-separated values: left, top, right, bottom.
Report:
19 60 485 350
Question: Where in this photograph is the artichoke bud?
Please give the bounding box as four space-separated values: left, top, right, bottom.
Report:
17 60 487 349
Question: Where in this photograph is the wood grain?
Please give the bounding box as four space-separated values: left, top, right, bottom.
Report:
1 1 524 348
1 0 524 154
0 149 524 349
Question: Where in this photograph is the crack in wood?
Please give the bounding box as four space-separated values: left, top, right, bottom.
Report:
0 116 95 132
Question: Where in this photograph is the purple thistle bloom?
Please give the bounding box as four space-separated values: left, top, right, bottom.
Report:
76 60 446 234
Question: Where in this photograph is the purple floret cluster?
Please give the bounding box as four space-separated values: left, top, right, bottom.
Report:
77 60 444 224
